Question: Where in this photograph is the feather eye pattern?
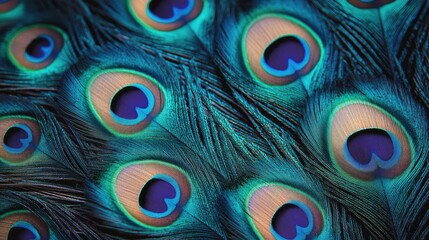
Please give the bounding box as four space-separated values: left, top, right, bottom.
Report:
220 159 331 240
0 115 41 164
0 210 50 240
57 43 171 140
113 161 191 227
128 0 204 31
0 95 50 165
298 78 429 239
0 164 107 240
87 69 165 135
215 0 328 88
0 101 107 239
328 100 412 179
1 0 429 239
7 24 65 71
83 138 226 239
241 13 323 86
211 0 330 162
0 0 101 105
83 0 215 52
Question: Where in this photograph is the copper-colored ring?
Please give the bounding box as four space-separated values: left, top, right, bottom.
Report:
129 0 203 31
329 102 411 179
0 0 20 13
244 16 321 85
9 26 64 70
114 161 191 227
88 70 164 135
0 117 41 164
0 212 49 240
248 185 323 240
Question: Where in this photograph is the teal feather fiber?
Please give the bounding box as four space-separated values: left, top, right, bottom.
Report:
299 77 429 239
0 0 428 239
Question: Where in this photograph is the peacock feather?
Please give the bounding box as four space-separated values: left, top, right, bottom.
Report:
0 0 428 239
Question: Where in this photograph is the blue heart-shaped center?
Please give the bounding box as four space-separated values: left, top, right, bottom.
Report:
3 124 33 154
147 0 194 24
344 128 402 171
111 86 149 118
271 201 313 240
139 174 181 218
261 35 311 77
110 84 155 126
24 34 55 63
8 221 40 240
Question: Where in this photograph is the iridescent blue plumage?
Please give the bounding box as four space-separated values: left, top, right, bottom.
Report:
0 0 428 239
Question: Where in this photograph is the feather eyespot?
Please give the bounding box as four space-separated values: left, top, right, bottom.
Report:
242 14 322 85
0 211 49 240
0 0 19 13
8 25 64 71
347 0 395 8
328 101 412 180
0 116 41 164
87 69 164 135
128 0 203 31
113 161 191 227
247 184 324 240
